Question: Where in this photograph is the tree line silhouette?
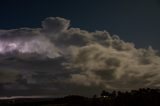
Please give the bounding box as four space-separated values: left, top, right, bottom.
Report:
0 88 160 106
97 88 160 106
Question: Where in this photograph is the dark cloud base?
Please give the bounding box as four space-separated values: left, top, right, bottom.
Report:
0 17 160 96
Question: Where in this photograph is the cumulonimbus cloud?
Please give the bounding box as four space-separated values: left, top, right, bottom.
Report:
0 17 160 96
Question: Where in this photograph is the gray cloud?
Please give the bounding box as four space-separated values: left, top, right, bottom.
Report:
42 17 70 34
0 17 160 96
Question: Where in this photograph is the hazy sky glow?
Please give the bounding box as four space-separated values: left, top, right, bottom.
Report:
0 0 160 97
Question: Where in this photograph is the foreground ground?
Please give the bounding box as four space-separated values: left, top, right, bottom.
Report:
0 88 160 106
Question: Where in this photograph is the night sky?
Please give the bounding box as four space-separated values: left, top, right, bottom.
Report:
0 0 160 97
0 0 160 49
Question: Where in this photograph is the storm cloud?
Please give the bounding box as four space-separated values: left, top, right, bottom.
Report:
0 17 160 96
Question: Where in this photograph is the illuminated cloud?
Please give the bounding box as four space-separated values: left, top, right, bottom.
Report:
0 17 160 96
0 28 60 58
67 43 160 90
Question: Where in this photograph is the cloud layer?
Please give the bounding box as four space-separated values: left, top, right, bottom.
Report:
0 17 160 96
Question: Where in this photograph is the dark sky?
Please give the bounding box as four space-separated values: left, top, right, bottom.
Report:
0 0 160 50
0 0 160 97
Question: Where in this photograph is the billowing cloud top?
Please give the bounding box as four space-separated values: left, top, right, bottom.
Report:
0 17 160 96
